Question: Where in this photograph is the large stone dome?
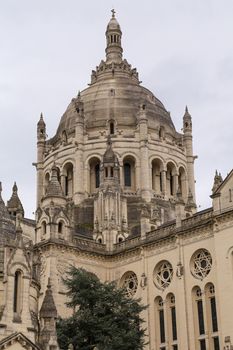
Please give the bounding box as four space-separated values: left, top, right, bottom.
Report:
54 12 176 141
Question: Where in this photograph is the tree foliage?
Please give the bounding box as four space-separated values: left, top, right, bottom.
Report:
56 267 147 350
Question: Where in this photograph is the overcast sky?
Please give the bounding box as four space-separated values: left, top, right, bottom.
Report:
0 0 233 218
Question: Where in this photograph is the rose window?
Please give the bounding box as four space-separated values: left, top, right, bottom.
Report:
192 249 212 279
154 261 173 289
121 271 138 297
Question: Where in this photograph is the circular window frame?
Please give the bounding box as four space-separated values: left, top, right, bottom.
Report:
120 271 138 298
190 248 212 280
153 260 173 290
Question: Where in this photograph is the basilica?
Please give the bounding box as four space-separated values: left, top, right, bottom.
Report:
0 11 233 350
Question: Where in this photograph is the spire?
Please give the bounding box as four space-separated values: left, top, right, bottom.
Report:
40 278 57 319
45 165 64 197
183 105 192 133
7 182 24 217
37 112 46 140
105 10 123 63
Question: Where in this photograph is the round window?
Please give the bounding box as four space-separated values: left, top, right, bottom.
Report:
121 271 138 297
153 261 173 289
191 249 212 279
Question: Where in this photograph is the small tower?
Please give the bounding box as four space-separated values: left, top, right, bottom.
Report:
36 113 46 208
39 278 59 350
183 106 196 204
7 182 24 219
38 165 69 242
105 10 123 64
99 136 120 190
94 137 128 250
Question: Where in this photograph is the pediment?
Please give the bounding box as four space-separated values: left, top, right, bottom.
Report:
0 332 41 350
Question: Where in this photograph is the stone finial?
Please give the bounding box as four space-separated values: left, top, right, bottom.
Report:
184 105 191 117
38 112 45 126
111 8 116 18
13 182 18 193
212 170 223 193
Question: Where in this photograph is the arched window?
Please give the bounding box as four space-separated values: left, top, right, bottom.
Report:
44 172 50 195
95 163 100 188
89 157 101 193
13 270 23 315
155 297 166 347
123 156 136 190
166 162 176 196
124 163 131 187
166 293 178 348
110 121 115 135
42 221 47 235
152 159 163 193
63 163 74 197
58 221 63 234
192 287 206 350
205 283 220 350
178 167 187 199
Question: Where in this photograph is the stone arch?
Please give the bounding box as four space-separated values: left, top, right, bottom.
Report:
62 161 74 197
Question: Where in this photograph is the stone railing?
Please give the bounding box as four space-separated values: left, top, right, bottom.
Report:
73 237 106 252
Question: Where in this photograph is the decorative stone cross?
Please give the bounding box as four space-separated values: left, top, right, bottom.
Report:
111 9 116 17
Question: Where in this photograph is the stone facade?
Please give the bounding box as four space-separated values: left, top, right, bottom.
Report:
0 11 233 350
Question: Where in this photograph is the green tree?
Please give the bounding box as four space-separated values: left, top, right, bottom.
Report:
56 267 147 350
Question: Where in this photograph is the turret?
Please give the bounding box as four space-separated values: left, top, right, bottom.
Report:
7 182 24 220
105 10 123 64
93 137 128 250
183 106 196 203
100 136 120 190
37 112 46 141
36 113 46 208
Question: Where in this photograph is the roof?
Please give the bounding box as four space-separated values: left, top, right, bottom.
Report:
40 279 57 319
0 183 16 246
